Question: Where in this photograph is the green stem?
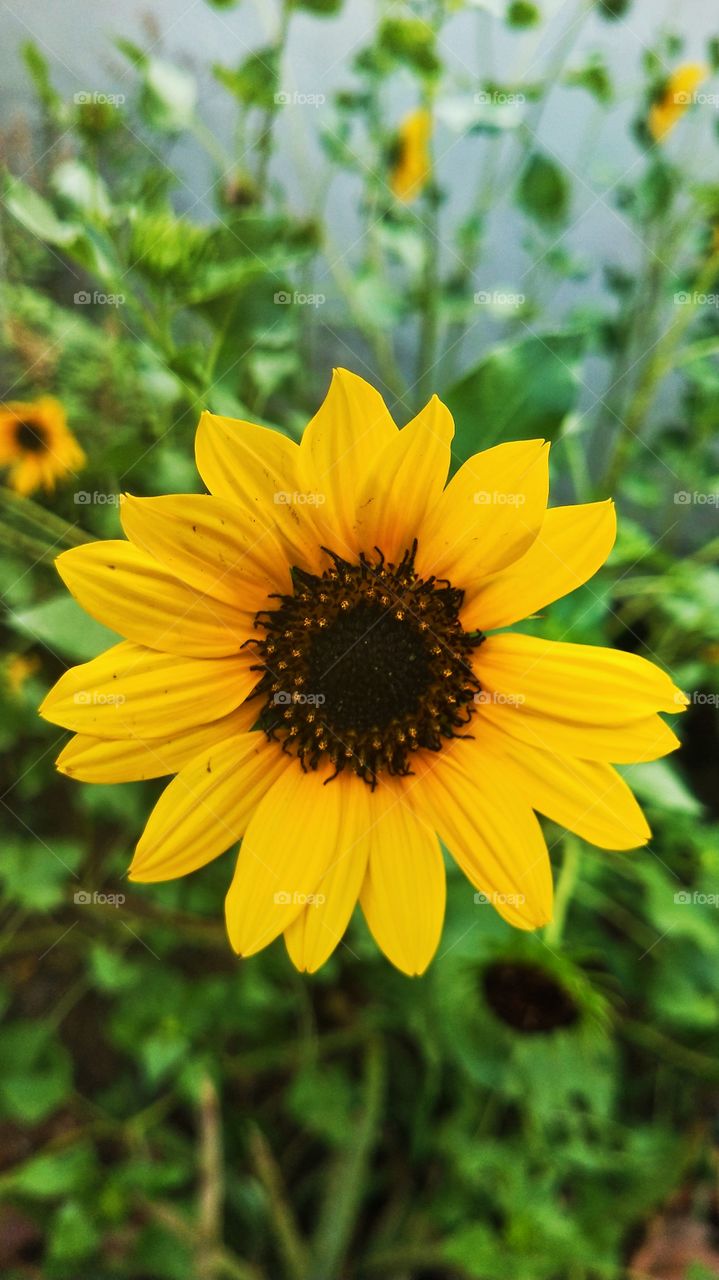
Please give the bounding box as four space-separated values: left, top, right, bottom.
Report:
310 1037 384 1280
544 836 580 947
248 1125 308 1280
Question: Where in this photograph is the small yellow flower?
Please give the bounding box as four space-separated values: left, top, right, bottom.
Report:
5 652 40 696
648 62 709 141
40 370 688 975
390 108 432 202
0 396 85 496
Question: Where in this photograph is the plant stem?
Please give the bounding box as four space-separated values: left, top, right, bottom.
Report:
248 1124 308 1280
310 1037 385 1280
544 836 580 947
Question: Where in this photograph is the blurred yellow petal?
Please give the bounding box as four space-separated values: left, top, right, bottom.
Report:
390 108 432 202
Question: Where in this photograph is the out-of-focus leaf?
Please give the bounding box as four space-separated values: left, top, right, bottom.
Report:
10 596 119 661
624 761 703 816
51 160 112 223
444 330 585 464
214 48 279 110
517 152 570 226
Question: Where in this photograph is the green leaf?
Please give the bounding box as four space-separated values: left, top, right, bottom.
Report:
10 595 119 662
564 56 613 103
51 160 112 223
47 1200 99 1264
4 1144 95 1198
214 48 279 110
517 152 570 226
443 331 585 465
293 0 343 12
506 1 541 27
376 17 440 76
4 175 82 248
622 760 703 816
137 57 197 131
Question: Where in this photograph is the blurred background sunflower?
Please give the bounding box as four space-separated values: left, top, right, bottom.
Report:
1 1 719 1277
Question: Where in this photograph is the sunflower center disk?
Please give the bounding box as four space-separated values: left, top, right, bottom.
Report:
250 544 484 787
15 420 47 453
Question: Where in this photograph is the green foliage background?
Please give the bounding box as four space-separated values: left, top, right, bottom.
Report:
1 1 719 1276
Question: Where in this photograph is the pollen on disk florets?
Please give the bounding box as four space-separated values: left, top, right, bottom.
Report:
248 541 484 787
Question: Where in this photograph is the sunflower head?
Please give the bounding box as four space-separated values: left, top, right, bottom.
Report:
39 369 687 976
648 62 709 142
389 108 432 202
0 396 85 496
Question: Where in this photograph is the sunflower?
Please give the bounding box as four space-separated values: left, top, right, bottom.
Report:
389 108 432 202
0 396 85 496
39 370 687 975
648 62 709 142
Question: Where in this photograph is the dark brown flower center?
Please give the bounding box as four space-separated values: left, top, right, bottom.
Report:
14 418 48 454
483 961 580 1034
248 542 484 788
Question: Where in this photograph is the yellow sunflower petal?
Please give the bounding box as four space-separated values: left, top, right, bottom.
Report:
463 500 616 631
351 394 454 562
473 718 651 849
299 368 398 557
416 439 549 584
39 642 258 738
129 732 287 883
411 747 553 929
55 702 257 783
359 783 445 975
120 493 290 606
195 409 319 570
283 781 372 972
477 633 687 723
225 765 353 957
481 703 680 764
56 541 252 657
